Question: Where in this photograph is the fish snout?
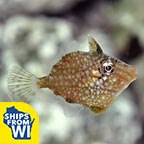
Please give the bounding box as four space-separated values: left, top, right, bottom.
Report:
116 63 137 83
124 65 137 82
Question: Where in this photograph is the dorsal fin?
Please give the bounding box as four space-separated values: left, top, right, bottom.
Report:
88 35 103 55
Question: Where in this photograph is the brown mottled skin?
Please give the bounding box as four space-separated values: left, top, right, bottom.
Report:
37 36 137 114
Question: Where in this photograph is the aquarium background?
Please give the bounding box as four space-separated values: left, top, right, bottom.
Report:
0 0 144 144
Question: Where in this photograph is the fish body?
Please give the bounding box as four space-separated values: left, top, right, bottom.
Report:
8 36 137 114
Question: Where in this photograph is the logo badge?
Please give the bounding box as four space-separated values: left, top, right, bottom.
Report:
0 102 39 144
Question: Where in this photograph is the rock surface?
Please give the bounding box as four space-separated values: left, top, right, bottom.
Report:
0 0 85 19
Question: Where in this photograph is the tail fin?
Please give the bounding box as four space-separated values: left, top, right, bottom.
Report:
7 65 39 102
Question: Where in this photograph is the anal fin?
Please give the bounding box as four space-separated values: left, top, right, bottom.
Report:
35 89 84 117
56 96 85 117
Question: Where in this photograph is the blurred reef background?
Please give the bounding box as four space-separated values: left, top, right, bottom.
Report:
0 0 144 144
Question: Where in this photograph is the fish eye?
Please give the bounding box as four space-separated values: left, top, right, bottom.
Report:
101 61 114 75
105 65 112 72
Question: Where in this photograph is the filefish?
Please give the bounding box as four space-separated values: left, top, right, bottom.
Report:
8 36 137 115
